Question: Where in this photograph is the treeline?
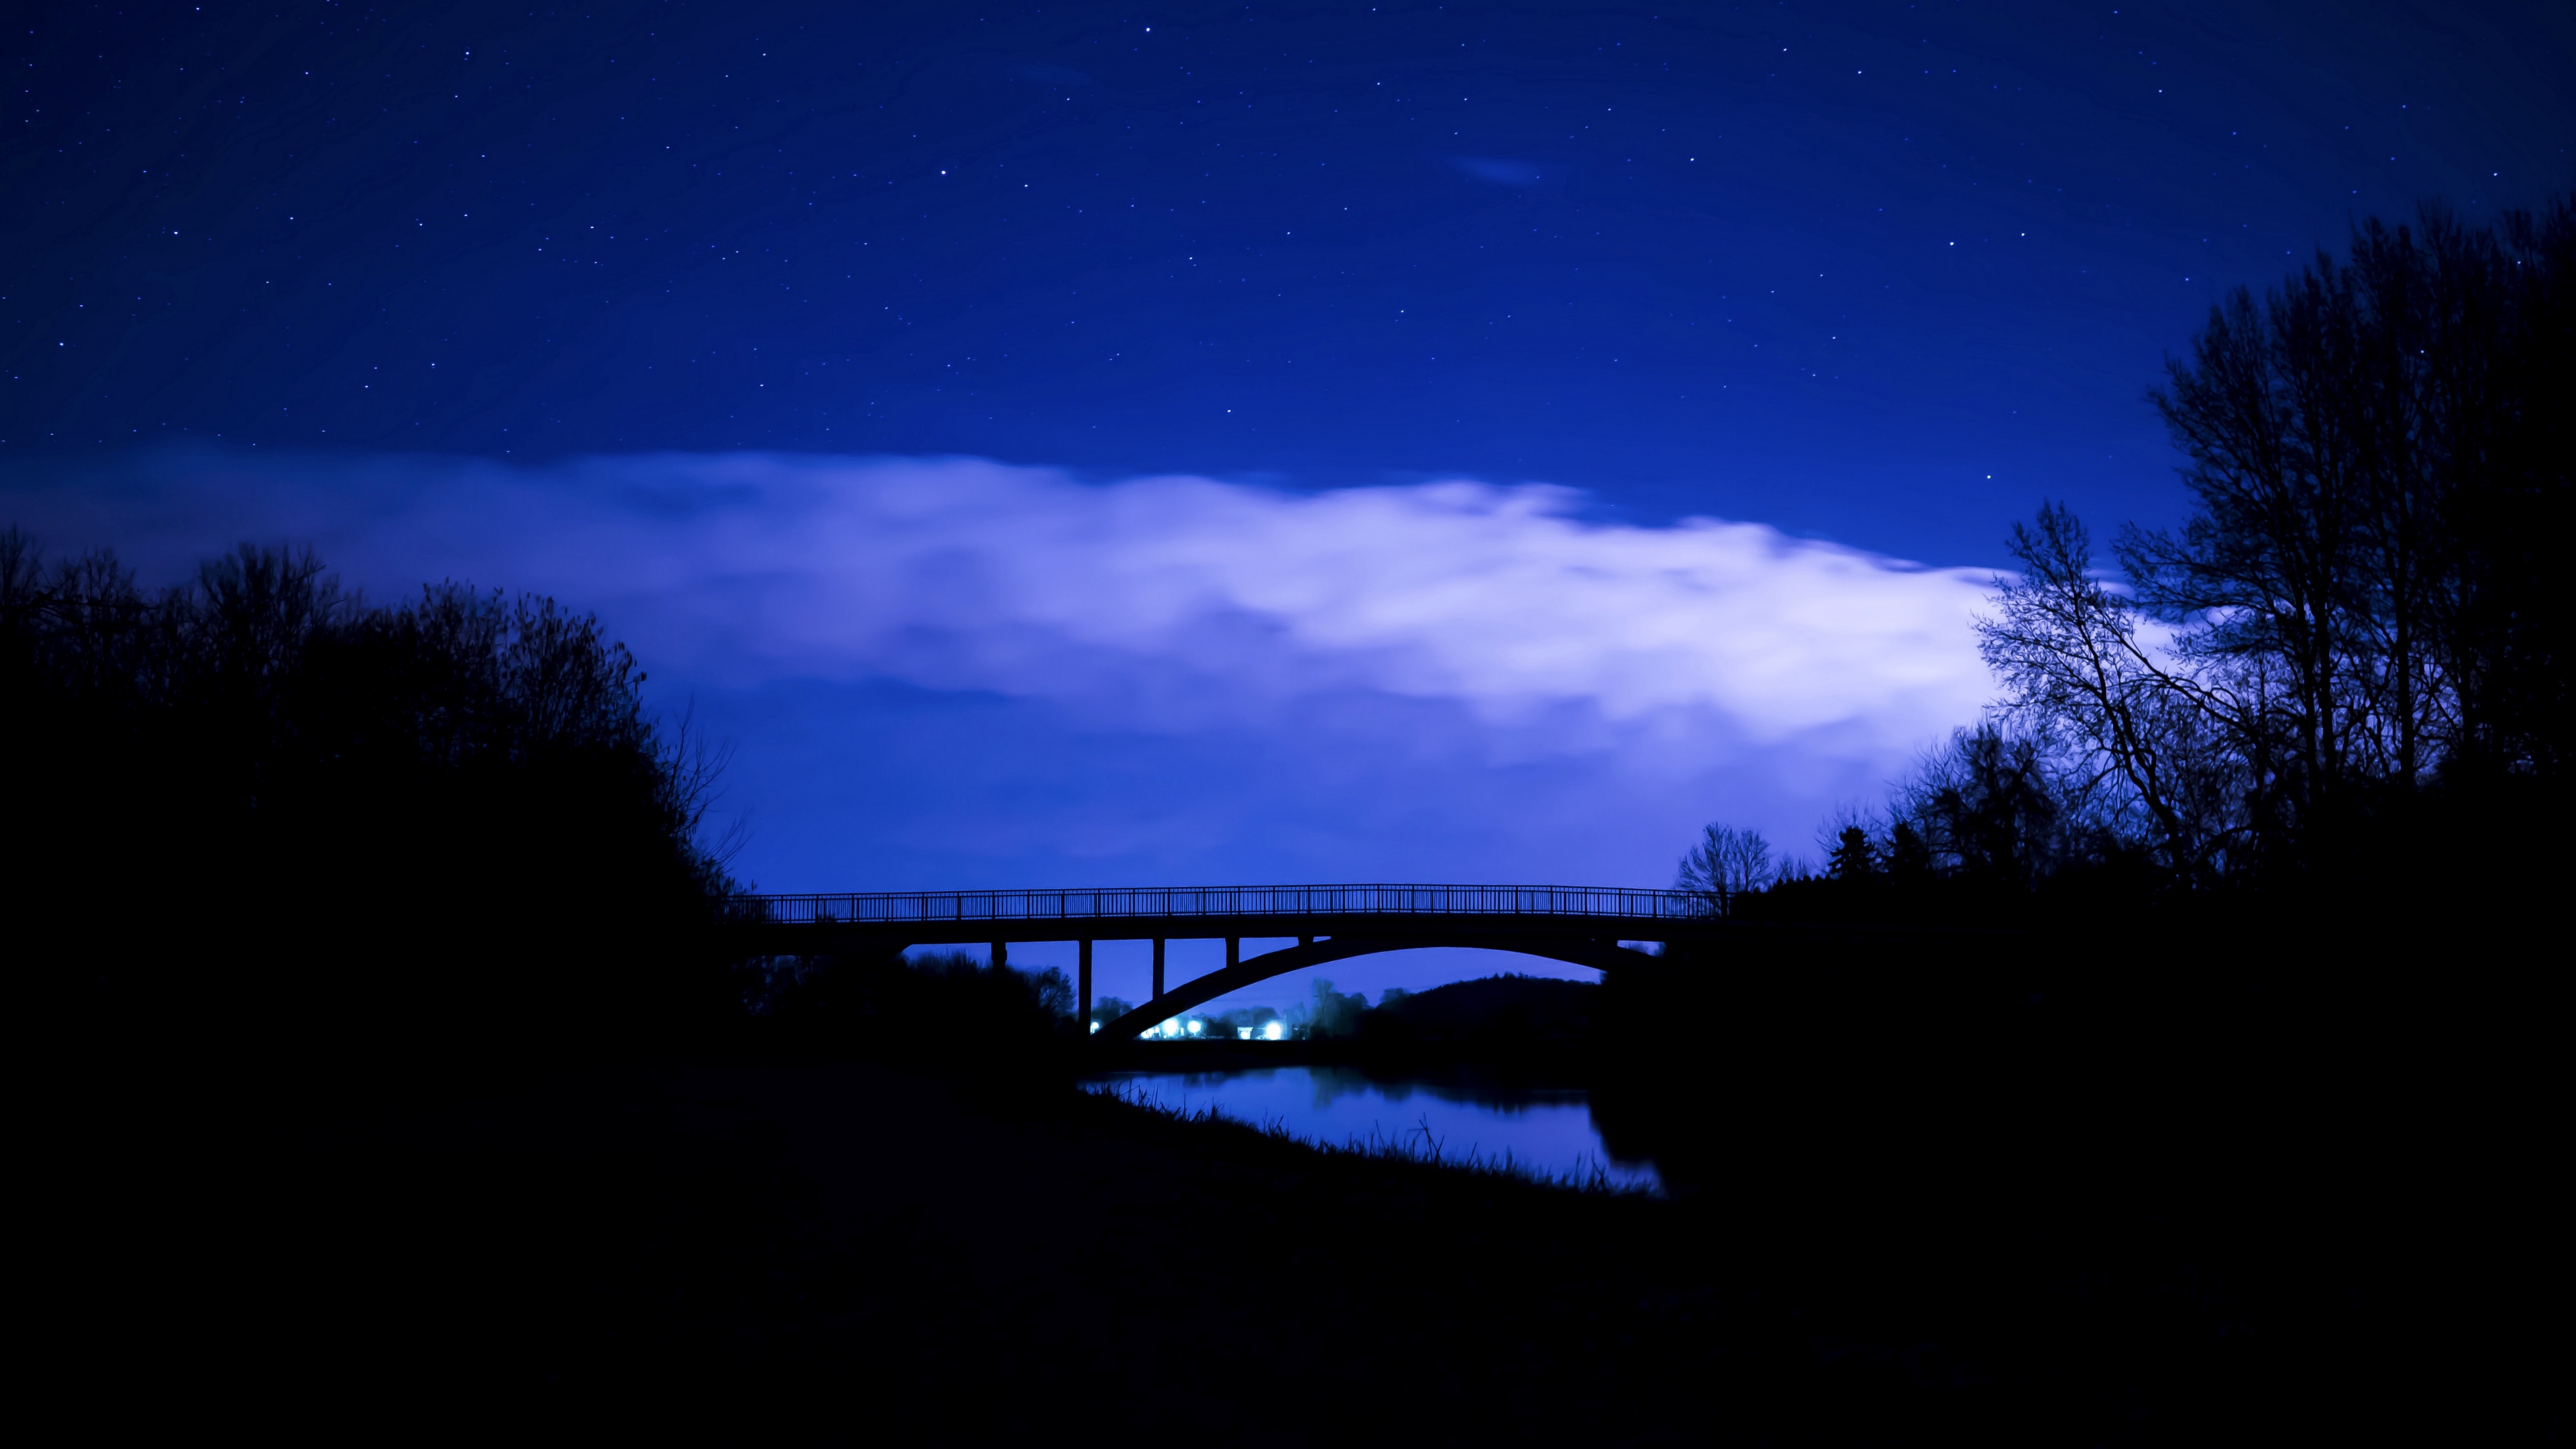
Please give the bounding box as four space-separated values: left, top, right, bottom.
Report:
2 529 743 1059
1687 197 2573 928
750 949 1083 1085
1278 975 1591 1051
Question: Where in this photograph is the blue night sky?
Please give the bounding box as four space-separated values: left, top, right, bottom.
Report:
7 1 2569 1004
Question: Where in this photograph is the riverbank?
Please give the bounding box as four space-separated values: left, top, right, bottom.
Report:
34 906 2562 1444
45 1059 1927 1438
23 1056 2204 1441
37 1012 2553 1444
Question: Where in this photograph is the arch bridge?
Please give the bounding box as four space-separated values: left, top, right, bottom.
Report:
740 883 1724 1042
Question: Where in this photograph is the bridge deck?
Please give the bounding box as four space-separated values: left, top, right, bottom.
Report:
741 883 1717 945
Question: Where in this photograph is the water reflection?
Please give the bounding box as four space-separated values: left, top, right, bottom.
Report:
1091 1066 1661 1193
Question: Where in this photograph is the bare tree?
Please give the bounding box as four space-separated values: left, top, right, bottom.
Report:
1978 503 2248 881
1978 196 2570 884
2129 279 2366 835
1676 823 1774 916
2123 195 2571 835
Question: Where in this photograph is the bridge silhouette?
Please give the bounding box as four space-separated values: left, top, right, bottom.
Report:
742 884 1724 1042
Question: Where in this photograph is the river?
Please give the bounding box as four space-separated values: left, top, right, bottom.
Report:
1087 1065 1662 1193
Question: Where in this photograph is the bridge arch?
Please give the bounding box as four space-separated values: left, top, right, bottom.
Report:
1097 934 1659 1042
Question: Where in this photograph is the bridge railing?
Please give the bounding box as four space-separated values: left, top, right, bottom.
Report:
743 883 1715 926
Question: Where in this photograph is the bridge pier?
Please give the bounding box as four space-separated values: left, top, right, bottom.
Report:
1078 939 1093 1024
1152 938 1165 999
1226 936 1240 969
991 941 1006 969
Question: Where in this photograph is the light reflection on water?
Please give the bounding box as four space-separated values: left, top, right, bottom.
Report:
1090 1066 1661 1193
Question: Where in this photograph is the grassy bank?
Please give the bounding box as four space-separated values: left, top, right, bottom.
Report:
27 1057 2192 1442
40 994 2553 1446
28 916 2559 1442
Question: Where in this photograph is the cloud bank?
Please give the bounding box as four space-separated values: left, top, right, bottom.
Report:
4 449 2001 894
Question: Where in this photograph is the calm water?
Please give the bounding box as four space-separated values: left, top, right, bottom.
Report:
1090 1066 1662 1193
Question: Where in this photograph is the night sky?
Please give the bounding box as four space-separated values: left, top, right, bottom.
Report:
7 1 2569 1003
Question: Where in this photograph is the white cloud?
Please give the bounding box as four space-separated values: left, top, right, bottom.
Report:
3 448 2003 883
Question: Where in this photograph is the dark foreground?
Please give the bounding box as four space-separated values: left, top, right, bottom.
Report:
42 971 2560 1446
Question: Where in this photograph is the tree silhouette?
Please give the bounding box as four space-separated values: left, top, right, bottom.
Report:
1974 195 2569 890
1978 503 2246 883
1674 823 1774 916
3 529 744 1061
1825 826 1879 882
